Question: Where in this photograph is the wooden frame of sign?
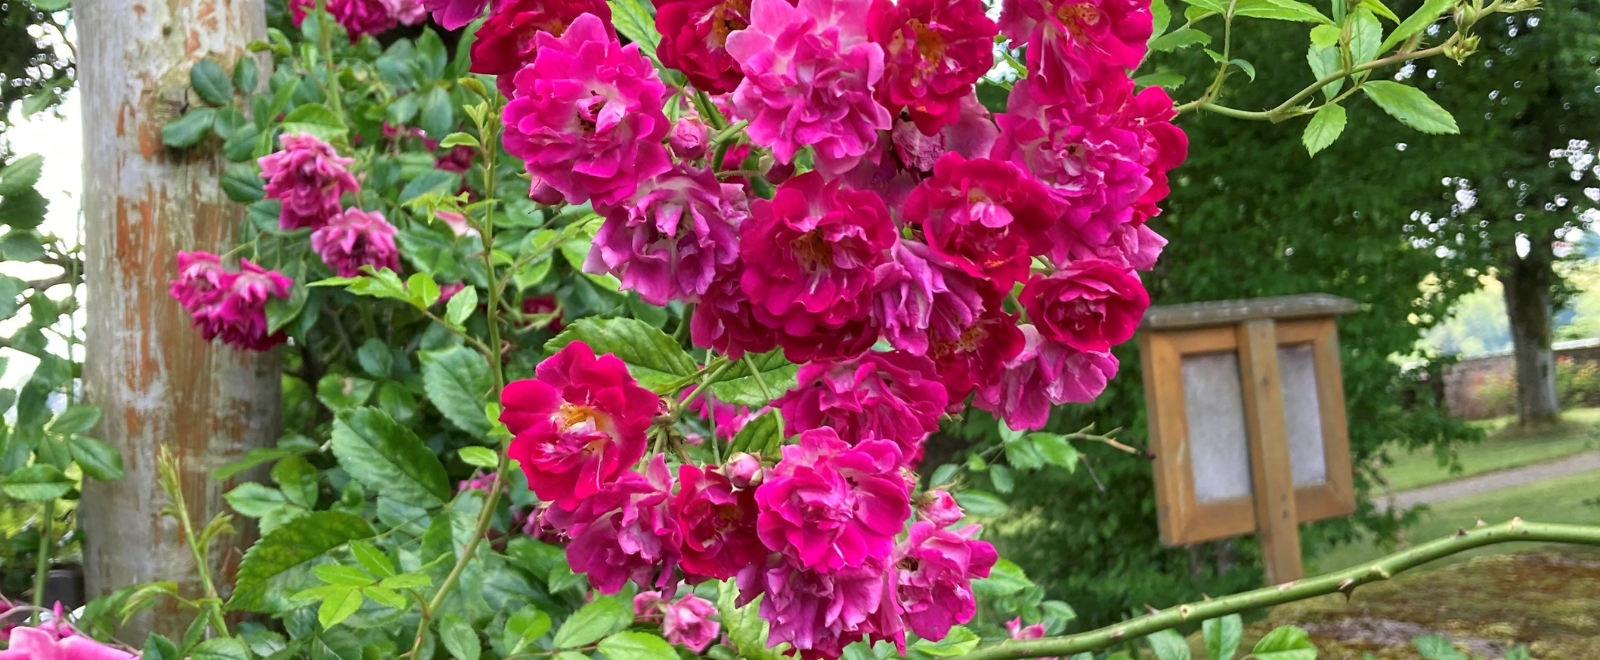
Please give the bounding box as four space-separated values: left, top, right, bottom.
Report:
1139 294 1357 583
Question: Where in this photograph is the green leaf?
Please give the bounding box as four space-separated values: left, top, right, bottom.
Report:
190 637 251 660
1178 0 1226 12
1 464 72 500
973 559 1033 597
48 404 101 435
317 374 377 414
1363 81 1458 134
1233 0 1330 22
215 444 310 481
1302 104 1347 157
1413 635 1467 660
190 58 234 105
441 613 482 660
363 585 407 609
230 511 377 612
349 540 396 578
68 435 124 481
909 627 981 660
314 564 375 587
420 346 495 437
281 103 348 141
1148 27 1211 52
1203 614 1243 660
711 350 799 407
606 0 661 60
552 596 631 649
598 631 677 660
399 168 461 204
220 163 265 202
418 87 455 139
233 56 260 93
162 108 217 148
142 634 181 660
953 491 1007 517
0 154 45 196
379 572 432 590
1379 0 1451 53
506 607 553 650
716 582 784 660
1504 646 1530 660
317 588 363 628
728 409 783 459
1309 23 1340 48
1306 44 1344 99
1005 438 1045 470
1030 433 1080 472
357 339 394 378
225 482 290 518
445 285 478 327
408 272 442 308
546 317 698 391
1146 629 1189 660
1349 8 1382 64
458 447 498 468
1230 58 1256 81
989 464 1014 494
1134 71 1187 89
1149 0 1171 41
331 408 452 508
267 283 309 336
20 89 59 117
1252 626 1318 660
1358 0 1398 22
439 132 480 148
30 0 71 10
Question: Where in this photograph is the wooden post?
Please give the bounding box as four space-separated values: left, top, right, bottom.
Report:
77 0 275 640
1235 319 1303 584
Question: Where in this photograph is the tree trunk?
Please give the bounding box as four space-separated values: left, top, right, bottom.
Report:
78 0 274 641
1500 239 1562 428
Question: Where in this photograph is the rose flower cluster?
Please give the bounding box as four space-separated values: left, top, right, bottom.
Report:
169 133 403 350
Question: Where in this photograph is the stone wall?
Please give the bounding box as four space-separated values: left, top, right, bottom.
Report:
1443 338 1600 419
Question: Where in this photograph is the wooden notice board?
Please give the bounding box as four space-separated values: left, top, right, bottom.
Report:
1139 294 1358 583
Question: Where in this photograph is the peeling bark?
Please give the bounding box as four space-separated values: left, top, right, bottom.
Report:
78 0 275 640
1500 240 1562 429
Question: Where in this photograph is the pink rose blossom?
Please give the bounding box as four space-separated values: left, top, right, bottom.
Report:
740 172 896 362
501 340 661 509
894 521 997 640
904 153 1058 288
738 556 895 659
928 306 1027 406
1063 221 1166 271
384 0 428 24
171 256 293 352
916 490 963 527
997 0 1151 100
840 95 999 206
691 267 780 360
754 428 911 572
1007 617 1053 659
545 456 681 593
774 352 948 464
310 208 402 278
638 592 722 652
674 463 766 581
258 133 359 231
871 239 993 356
522 295 565 333
0 626 137 660
423 0 489 28
292 0 399 38
585 167 748 305
725 452 764 488
669 115 711 160
993 78 1150 257
1123 85 1189 226
501 13 672 207
974 324 1118 430
655 0 757 93
867 0 996 133
686 395 758 440
469 0 614 95
725 0 892 172
1020 260 1148 352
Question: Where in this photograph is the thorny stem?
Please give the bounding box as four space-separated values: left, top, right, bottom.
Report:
29 499 54 622
1174 0 1508 121
160 449 233 637
954 520 1600 660
409 93 511 660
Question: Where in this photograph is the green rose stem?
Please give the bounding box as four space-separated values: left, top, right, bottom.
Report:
29 499 53 622
408 91 512 660
155 447 232 637
955 519 1600 660
1173 0 1510 121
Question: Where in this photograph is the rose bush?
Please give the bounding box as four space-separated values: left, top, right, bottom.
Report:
0 0 1534 657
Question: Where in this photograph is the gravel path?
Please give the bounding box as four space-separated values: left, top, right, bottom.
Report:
1378 451 1600 511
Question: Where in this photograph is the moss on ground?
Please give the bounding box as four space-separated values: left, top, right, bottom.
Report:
1246 547 1600 659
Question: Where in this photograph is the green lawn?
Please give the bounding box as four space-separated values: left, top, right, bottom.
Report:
1377 407 1600 492
1309 467 1600 574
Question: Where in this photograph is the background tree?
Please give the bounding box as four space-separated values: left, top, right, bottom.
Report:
0 1 73 145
